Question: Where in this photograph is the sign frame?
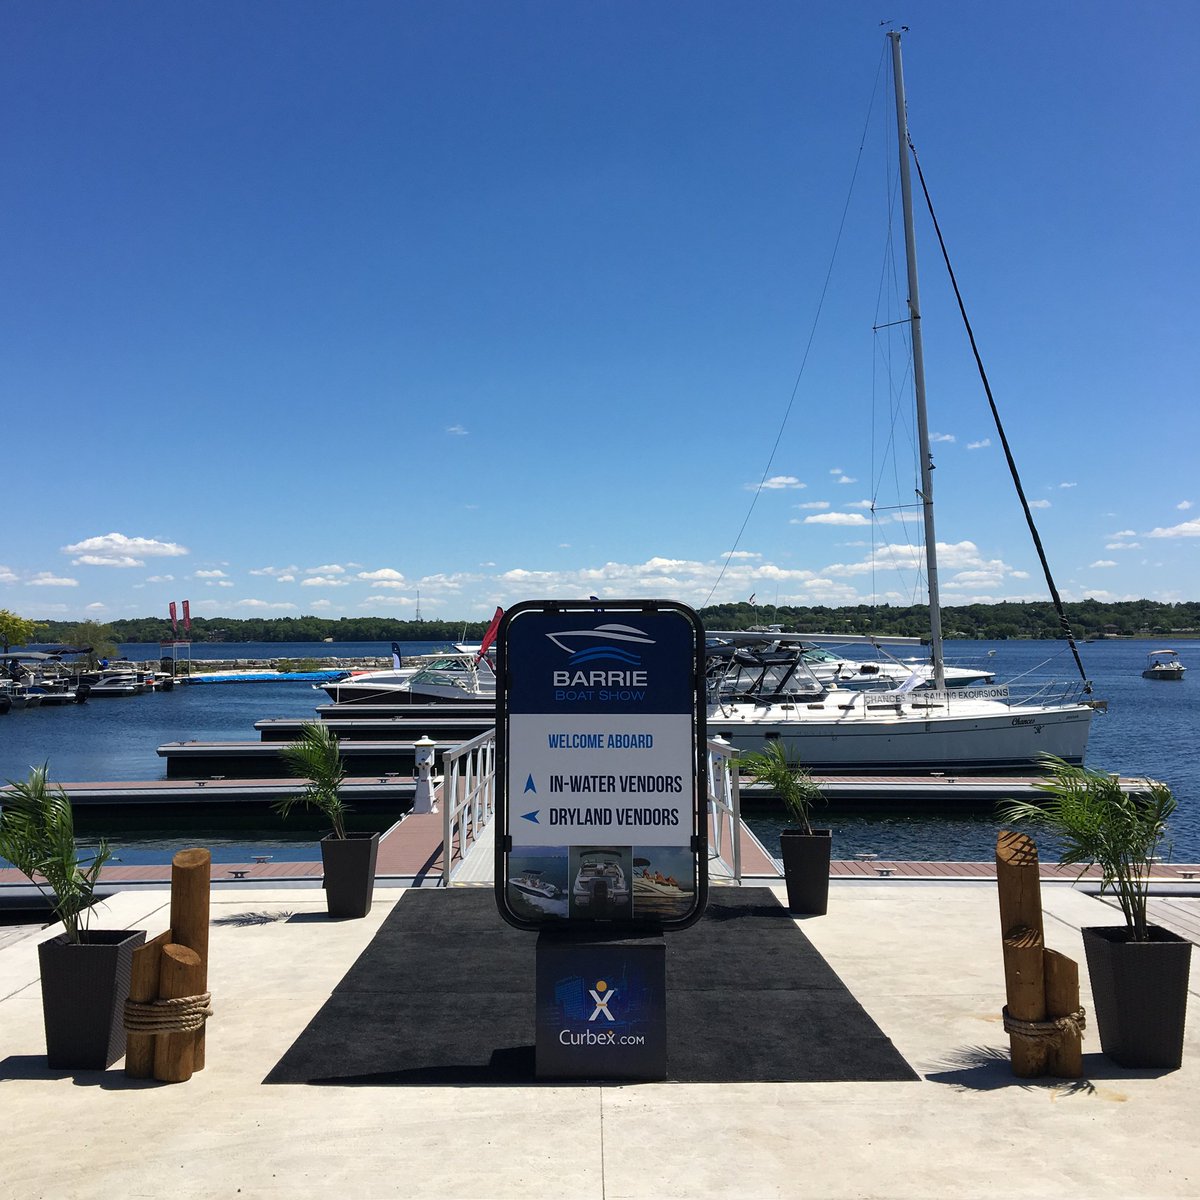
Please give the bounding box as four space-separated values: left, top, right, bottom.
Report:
494 598 708 933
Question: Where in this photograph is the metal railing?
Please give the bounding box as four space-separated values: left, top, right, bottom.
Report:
706 734 742 883
437 728 744 886
439 728 496 887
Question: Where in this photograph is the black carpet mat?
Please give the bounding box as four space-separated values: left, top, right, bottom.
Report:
264 887 917 1085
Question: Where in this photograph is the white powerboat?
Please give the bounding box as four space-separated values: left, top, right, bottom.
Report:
708 632 995 693
510 871 560 900
320 647 495 705
1142 650 1186 681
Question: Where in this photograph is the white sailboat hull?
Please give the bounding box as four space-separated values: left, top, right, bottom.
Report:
708 694 1093 772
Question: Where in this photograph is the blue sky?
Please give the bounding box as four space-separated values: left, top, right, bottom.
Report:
4 1 1197 625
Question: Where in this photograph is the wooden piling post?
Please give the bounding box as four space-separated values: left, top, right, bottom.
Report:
125 929 173 1078
996 831 1048 1077
1044 948 1083 1078
153 944 204 1084
169 848 211 1070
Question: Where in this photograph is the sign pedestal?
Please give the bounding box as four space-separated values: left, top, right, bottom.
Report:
535 931 667 1080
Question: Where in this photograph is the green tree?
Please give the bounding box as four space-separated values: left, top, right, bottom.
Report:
0 609 42 653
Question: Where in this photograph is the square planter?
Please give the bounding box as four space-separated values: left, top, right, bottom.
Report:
779 828 832 916
1082 924 1192 1069
321 831 380 918
38 928 147 1070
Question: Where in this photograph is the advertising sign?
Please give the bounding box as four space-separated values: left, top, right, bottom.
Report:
534 935 667 1080
495 599 707 931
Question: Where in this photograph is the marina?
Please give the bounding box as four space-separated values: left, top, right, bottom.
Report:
2 635 1198 864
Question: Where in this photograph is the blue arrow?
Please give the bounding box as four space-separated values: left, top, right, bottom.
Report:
521 810 540 824
524 774 537 793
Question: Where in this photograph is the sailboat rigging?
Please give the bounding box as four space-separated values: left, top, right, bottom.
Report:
704 30 1102 772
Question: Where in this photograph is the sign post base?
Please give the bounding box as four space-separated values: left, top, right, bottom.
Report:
535 930 667 1081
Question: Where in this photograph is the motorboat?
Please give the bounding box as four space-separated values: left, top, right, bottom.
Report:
510 870 560 900
707 632 995 694
319 647 495 705
0 651 89 706
707 32 1100 773
572 849 631 914
1142 650 1186 681
84 668 146 697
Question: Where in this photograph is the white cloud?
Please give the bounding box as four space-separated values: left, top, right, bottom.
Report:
1058 482 1077 489
835 475 857 485
74 555 144 568
27 572 78 587
1089 560 1118 569
1105 542 1141 550
967 438 991 450
0 565 18 583
145 574 175 583
722 551 761 560
250 565 299 577
1028 499 1051 509
846 499 874 510
194 569 227 579
1110 530 1136 538
1177 500 1194 511
1146 519 1200 538
306 563 346 575
803 512 870 526
746 475 805 491
62 533 188 567
235 599 298 610
357 568 407 582
930 432 956 443
301 576 351 587
446 424 468 436
796 501 830 510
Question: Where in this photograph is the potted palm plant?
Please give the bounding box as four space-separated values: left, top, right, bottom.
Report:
1001 754 1191 1069
275 721 379 918
0 764 145 1069
741 741 830 915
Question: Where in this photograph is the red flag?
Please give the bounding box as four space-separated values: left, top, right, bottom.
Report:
182 600 191 633
169 602 178 634
476 606 503 663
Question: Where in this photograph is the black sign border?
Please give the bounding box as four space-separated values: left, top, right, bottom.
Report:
493 598 709 933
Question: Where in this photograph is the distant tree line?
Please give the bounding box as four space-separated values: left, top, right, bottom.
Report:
23 600 1200 648
699 599 1200 640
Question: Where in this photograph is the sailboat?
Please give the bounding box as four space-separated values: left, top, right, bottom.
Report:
708 32 1101 772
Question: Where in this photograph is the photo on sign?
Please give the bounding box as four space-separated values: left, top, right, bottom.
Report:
568 845 634 920
507 846 569 921
631 845 696 922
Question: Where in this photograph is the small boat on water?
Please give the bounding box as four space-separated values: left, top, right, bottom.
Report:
319 646 495 705
1142 650 1187 681
1 651 89 707
510 870 560 899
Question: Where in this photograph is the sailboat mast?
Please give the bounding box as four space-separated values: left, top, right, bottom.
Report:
888 30 946 690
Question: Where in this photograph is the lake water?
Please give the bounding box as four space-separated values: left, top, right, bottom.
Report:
2 637 1197 864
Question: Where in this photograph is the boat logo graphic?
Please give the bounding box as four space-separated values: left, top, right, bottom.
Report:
546 624 655 670
588 980 617 1022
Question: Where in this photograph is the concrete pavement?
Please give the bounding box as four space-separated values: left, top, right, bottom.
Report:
1 880 1196 1199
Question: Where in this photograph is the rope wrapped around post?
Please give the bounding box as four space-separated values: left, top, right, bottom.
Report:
1002 1004 1086 1047
124 992 214 1035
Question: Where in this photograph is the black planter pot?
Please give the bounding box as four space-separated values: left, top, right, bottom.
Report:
779 828 832 916
321 831 380 919
37 928 147 1069
1082 924 1192 1069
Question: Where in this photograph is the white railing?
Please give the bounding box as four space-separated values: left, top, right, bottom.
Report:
440 729 496 887
437 728 743 886
706 734 742 883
